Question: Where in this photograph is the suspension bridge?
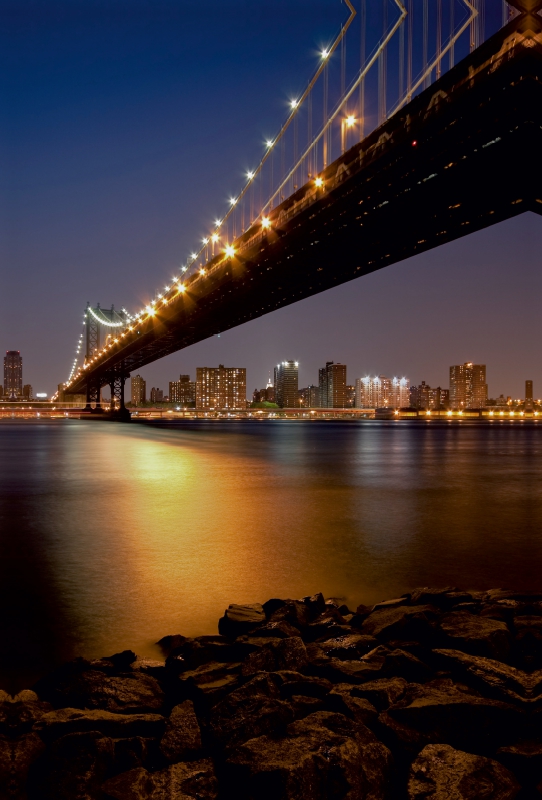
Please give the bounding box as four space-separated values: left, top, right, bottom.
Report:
62 0 542 418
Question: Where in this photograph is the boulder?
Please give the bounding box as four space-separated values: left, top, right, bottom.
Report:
0 732 45 799
165 636 246 673
209 674 293 749
246 621 301 640
32 670 164 714
266 600 312 631
159 701 202 763
497 740 542 786
113 737 150 772
33 708 165 742
241 638 308 676
176 662 241 708
316 634 379 660
351 678 409 711
278 676 332 700
433 649 542 704
361 605 439 642
325 687 379 728
218 604 265 637
439 612 512 661
408 743 520 799
36 730 114 800
383 679 524 753
0 690 52 735
101 758 218 799
225 711 392 799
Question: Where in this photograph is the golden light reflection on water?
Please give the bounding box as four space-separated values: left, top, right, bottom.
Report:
2 418 542 681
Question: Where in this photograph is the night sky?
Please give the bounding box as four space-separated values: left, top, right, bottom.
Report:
2 0 541 400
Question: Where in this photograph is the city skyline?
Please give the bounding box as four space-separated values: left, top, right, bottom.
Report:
2 2 542 399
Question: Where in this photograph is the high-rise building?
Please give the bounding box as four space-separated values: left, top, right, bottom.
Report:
355 375 409 408
131 375 146 405
318 362 347 408
4 351 22 399
196 365 246 410
170 375 196 405
345 385 356 407
410 382 449 410
150 387 164 404
526 380 534 411
274 361 299 408
449 363 487 409
22 385 33 400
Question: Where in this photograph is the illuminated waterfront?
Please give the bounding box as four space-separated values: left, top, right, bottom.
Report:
2 418 542 691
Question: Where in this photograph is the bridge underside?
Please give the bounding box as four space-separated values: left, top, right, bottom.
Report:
68 10 542 395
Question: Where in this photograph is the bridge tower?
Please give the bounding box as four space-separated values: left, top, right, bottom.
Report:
84 303 130 417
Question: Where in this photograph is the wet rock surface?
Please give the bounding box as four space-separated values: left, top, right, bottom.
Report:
3 587 542 797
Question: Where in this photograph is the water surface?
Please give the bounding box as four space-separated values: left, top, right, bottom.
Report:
1 418 541 691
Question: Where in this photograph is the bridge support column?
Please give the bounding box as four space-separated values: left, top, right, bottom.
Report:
87 377 104 413
109 373 130 422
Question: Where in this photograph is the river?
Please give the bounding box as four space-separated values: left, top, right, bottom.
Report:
1 418 541 691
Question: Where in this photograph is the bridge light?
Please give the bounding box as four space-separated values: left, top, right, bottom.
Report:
215 219 222 227
200 268 206 276
178 284 185 293
211 233 219 243
202 238 209 245
190 253 197 260
321 49 329 59
290 99 298 109
182 266 188 272
247 171 254 180
315 177 324 188
266 140 274 149
230 197 237 206
261 217 271 230
412 140 417 146
224 245 235 258
346 115 356 127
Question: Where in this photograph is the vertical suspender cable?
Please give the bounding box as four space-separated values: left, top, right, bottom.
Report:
423 0 429 88
399 7 405 101
450 0 455 70
378 0 387 124
407 0 413 100
323 61 328 167
308 91 312 177
360 0 366 140
436 0 442 79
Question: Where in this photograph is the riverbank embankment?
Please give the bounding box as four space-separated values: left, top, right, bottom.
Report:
1 587 540 798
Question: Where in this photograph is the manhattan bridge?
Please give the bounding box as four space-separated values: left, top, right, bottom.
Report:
62 0 542 418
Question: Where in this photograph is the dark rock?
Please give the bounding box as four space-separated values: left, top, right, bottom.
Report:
351 677 409 711
267 600 312 630
90 650 137 673
156 634 187 656
497 740 542 786
113 737 150 772
176 661 241 708
36 730 114 800
0 690 52 735
301 592 326 618
165 635 247 674
289 695 325 719
316 633 378 660
32 670 164 714
383 679 524 753
209 674 293 749
245 621 301 639
434 649 542 704
101 758 218 799
408 743 520 799
218 604 265 637
0 732 45 799
373 597 411 611
225 711 392 800
33 709 165 742
361 605 439 643
129 658 167 680
325 687 379 728
159 701 202 763
439 611 512 661
240 638 308 676
278 676 332 700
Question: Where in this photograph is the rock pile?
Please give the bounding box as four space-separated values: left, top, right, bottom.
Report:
2 587 542 798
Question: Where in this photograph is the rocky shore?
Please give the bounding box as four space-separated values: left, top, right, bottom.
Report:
2 588 542 799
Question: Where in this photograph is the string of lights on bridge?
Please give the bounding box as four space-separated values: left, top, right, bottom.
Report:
64 0 511 389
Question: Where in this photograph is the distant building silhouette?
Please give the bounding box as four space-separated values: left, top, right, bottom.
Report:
196 365 246 410
150 387 164 404
526 380 534 411
4 351 22 399
274 361 299 408
318 362 347 408
131 375 146 405
170 375 195 405
450 363 487 409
